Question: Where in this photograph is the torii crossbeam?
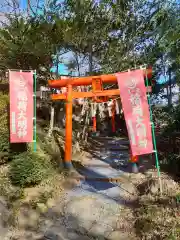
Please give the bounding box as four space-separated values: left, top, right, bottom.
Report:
48 69 152 169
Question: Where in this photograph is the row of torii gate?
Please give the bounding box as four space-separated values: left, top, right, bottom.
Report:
48 69 152 169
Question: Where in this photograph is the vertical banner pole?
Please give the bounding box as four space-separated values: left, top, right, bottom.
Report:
144 68 162 194
33 70 37 152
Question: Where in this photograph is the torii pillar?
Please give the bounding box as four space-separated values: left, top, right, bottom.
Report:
64 84 73 168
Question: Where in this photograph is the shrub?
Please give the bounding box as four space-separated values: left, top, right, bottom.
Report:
0 132 10 164
0 132 9 152
9 151 52 187
0 94 10 164
0 94 9 132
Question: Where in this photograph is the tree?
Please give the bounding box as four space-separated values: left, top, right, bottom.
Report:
148 0 180 107
57 0 178 77
55 0 116 75
0 14 65 85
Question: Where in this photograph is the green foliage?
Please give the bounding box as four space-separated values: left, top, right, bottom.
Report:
10 151 52 187
0 94 10 164
0 94 9 132
0 177 25 211
0 132 9 153
38 190 53 204
0 152 9 165
152 104 180 135
0 0 179 83
0 16 65 85
0 94 9 106
162 105 180 134
29 190 53 210
152 106 173 129
153 104 180 176
176 193 180 203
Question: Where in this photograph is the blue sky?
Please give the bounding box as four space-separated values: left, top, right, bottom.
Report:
51 64 68 75
20 0 64 9
20 0 26 9
20 0 45 9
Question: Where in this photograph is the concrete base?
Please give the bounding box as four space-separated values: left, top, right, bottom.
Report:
64 161 73 170
91 132 100 137
131 163 139 173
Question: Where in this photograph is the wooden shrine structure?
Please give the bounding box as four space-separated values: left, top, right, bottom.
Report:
48 69 152 169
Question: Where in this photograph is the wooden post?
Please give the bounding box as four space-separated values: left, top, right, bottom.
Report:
111 100 116 133
64 84 73 169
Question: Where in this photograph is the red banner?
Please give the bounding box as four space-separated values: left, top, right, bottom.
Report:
9 71 34 143
116 69 153 155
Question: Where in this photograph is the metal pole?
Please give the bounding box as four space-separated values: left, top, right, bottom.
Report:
144 68 162 194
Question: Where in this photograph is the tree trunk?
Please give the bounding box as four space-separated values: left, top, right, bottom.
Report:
82 107 90 141
74 52 81 76
48 104 55 137
89 44 93 75
168 68 172 107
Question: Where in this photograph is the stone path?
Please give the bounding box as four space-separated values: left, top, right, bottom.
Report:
42 137 138 240
3 137 139 240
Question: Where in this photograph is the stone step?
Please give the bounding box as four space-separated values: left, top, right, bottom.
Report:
78 163 128 168
106 141 129 146
91 137 129 144
108 147 129 151
69 175 130 183
90 136 120 141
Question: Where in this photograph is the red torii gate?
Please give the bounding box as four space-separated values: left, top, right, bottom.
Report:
48 69 152 169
